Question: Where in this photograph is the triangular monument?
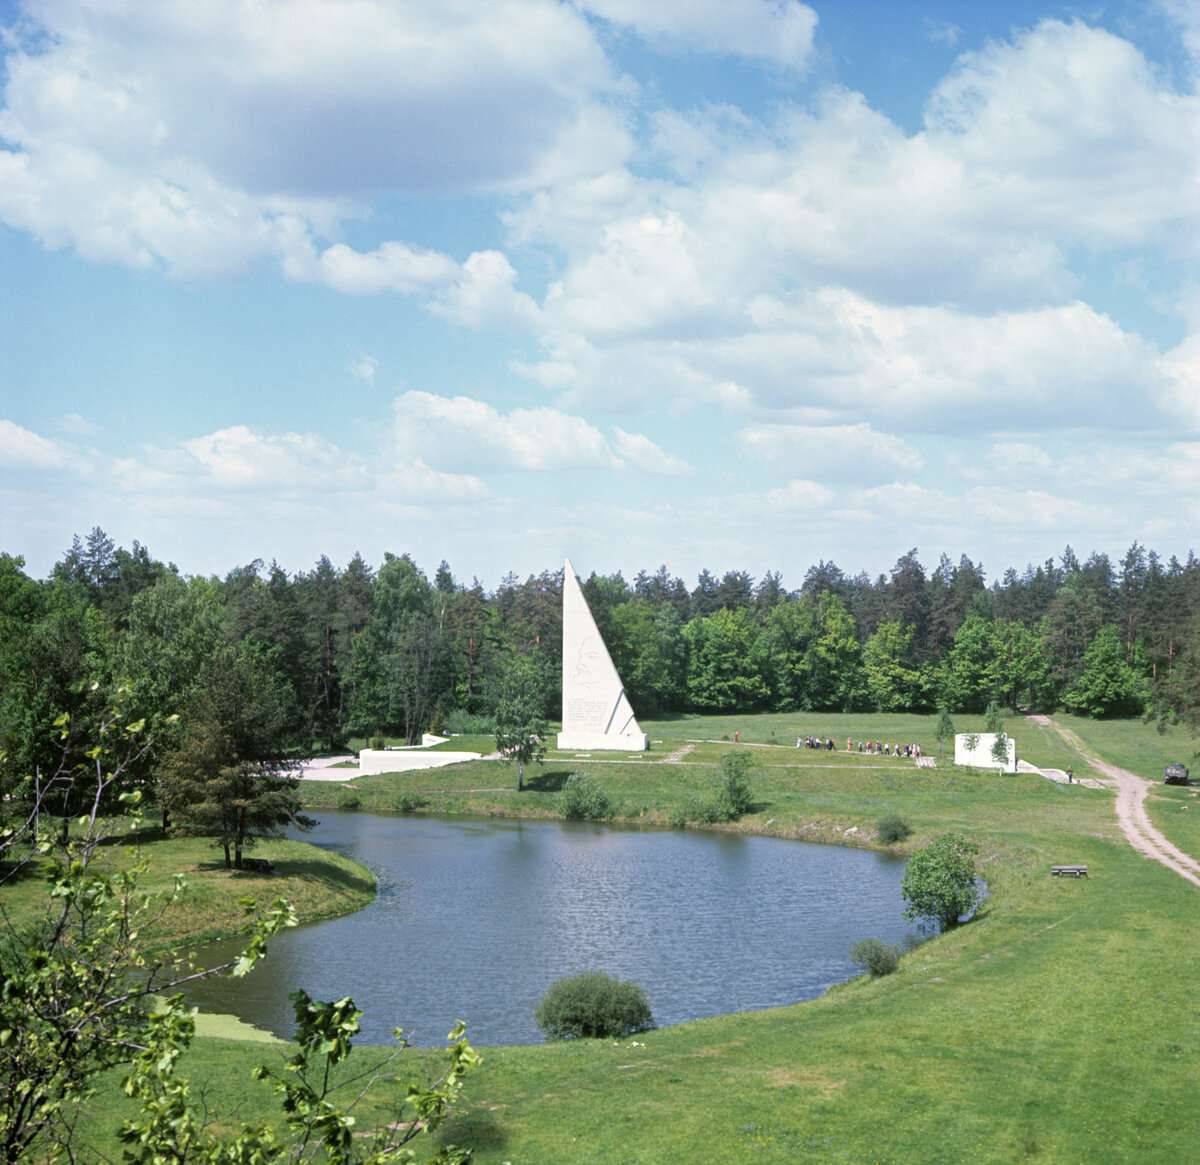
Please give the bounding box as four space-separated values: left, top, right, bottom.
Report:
557 558 648 751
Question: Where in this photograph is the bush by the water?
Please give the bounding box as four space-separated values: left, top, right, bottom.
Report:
850 937 901 977
534 971 654 1040
559 772 615 820
335 789 362 810
901 833 982 931
876 815 912 845
394 793 429 813
669 751 756 827
716 749 755 816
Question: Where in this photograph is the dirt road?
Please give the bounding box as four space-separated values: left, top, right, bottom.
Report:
1029 714 1200 888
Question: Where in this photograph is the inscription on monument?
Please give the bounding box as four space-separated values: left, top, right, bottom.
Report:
568 698 611 728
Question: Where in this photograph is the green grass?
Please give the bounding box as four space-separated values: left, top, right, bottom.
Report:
2 830 377 952
45 713 1200 1163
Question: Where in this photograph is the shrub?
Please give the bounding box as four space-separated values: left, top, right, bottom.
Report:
850 937 901 977
444 709 495 735
877 815 912 845
368 733 386 751
559 773 615 820
667 799 699 829
395 793 428 813
901 833 982 931
335 789 362 810
427 701 446 736
716 750 755 817
534 971 653 1040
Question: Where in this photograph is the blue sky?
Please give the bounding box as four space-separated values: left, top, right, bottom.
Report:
2 0 1198 589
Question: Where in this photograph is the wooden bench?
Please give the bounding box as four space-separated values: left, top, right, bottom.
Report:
1051 865 1088 877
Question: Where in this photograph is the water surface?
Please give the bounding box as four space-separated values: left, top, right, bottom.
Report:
183 813 917 1046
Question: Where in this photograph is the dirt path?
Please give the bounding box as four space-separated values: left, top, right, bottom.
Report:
1029 714 1200 888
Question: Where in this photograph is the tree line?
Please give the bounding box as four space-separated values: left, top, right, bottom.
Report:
3 531 1199 798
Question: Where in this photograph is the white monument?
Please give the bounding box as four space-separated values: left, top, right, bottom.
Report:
954 732 1017 773
557 558 648 751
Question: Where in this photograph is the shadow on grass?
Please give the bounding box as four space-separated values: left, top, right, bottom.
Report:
522 769 573 793
271 856 375 894
0 857 47 886
439 1108 508 1157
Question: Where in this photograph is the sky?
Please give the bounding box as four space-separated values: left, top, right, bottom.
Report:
1 0 1198 592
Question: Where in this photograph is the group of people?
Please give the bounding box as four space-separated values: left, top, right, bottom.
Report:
793 735 922 759
849 739 922 758
797 735 836 750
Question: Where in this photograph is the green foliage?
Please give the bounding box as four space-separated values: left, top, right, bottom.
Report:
984 701 1005 734
0 696 478 1164
863 619 928 713
558 772 615 820
989 731 1011 769
1065 624 1146 718
901 833 982 932
157 645 313 869
935 707 956 755
876 814 912 845
716 749 755 817
335 788 362 810
943 613 996 713
494 657 549 791
368 733 387 750
683 608 771 712
395 793 430 813
533 971 654 1040
849 937 901 977
443 709 494 735
667 752 755 827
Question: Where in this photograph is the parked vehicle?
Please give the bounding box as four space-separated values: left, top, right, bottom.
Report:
1164 763 1189 785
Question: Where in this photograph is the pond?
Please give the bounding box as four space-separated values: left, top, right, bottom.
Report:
182 813 920 1047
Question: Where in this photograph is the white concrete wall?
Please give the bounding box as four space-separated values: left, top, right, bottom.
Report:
357 748 481 775
954 732 1017 772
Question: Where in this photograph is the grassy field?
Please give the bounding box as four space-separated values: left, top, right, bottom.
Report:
36 712 1200 1162
291 712 1200 1163
2 829 377 951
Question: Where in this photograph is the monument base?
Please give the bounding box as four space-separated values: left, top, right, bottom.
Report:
557 731 648 752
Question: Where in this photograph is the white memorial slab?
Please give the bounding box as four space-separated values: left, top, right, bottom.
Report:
557 558 648 751
954 732 1017 772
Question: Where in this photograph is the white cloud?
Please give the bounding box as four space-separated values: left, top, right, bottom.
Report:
0 419 68 469
574 0 818 70
0 0 629 275
390 390 689 475
430 251 541 331
612 428 692 475
761 478 835 510
303 242 460 296
156 426 367 492
739 422 923 482
393 391 619 471
350 353 379 385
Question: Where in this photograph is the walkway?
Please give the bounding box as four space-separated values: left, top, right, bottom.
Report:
1028 714 1200 888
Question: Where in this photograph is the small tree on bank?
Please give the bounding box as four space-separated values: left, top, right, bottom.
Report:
493 659 548 791
901 833 982 932
158 647 312 869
